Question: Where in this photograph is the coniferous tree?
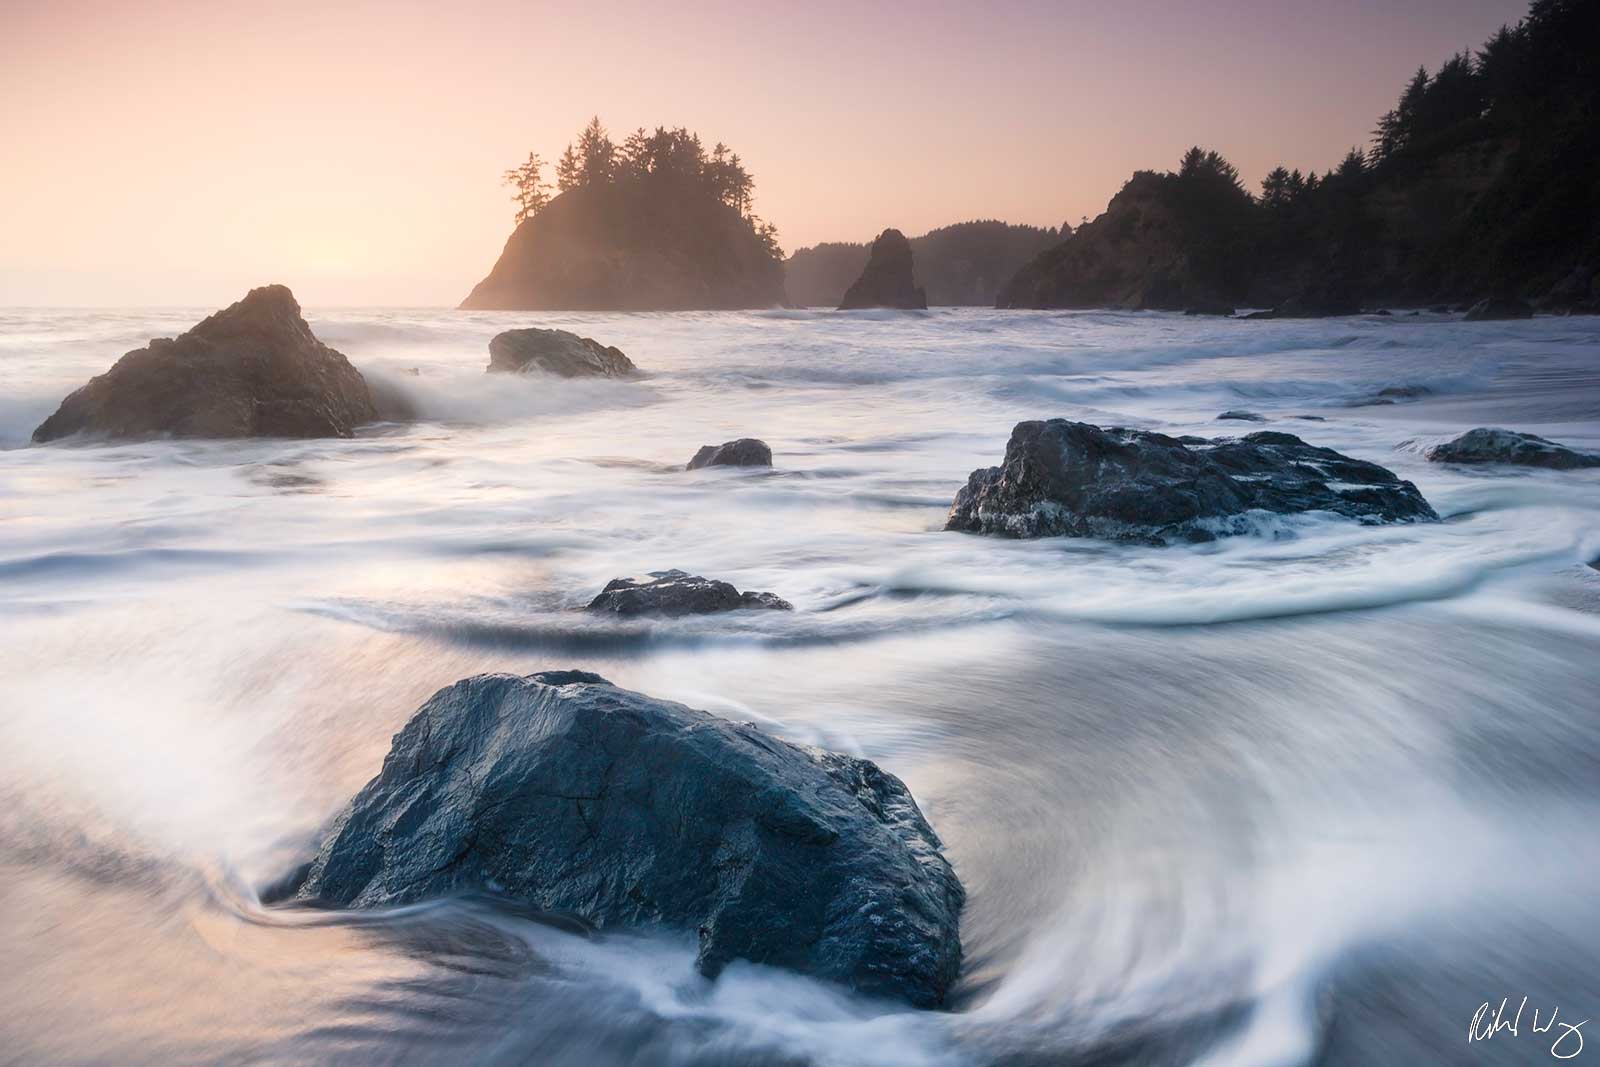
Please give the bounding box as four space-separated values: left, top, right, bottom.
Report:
555 144 580 192
502 152 551 224
575 116 615 187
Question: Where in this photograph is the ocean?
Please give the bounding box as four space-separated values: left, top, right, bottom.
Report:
2 306 1598 1065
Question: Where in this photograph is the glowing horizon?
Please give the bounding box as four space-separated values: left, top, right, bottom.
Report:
1 0 1526 306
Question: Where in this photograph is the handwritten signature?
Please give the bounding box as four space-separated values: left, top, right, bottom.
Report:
1471 997 1587 1059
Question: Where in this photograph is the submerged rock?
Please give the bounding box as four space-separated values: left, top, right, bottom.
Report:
1426 428 1600 469
1244 290 1364 320
32 285 376 442
273 670 964 1007
687 438 772 470
946 419 1437 543
1463 296 1534 321
838 229 927 310
487 328 637 378
588 570 792 617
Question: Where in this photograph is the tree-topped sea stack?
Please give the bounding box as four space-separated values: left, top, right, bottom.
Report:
838 229 928 309
32 285 377 442
461 119 787 311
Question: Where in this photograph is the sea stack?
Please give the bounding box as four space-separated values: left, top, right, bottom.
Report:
838 229 927 310
32 285 377 442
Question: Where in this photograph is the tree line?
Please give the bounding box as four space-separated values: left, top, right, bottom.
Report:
502 117 780 258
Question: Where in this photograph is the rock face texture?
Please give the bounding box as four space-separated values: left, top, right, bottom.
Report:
588 570 792 617
459 182 786 311
1463 296 1535 321
275 670 965 1007
486 328 637 377
686 438 772 470
32 286 376 442
838 229 927 310
1426 428 1600 469
946 420 1437 543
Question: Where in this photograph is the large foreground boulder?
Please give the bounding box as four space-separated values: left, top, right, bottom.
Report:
838 229 927 310
32 285 377 442
946 420 1437 543
588 570 792 616
487 328 637 377
273 671 964 1007
687 438 772 470
1426 427 1600 469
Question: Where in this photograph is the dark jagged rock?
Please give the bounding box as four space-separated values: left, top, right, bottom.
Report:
272 671 964 1007
687 438 772 470
1426 428 1600 469
487 328 637 378
1463 296 1534 321
587 570 792 617
32 286 376 442
838 229 927 310
946 419 1437 543
1217 410 1267 422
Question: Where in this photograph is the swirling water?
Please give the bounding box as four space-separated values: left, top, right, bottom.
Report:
2 307 1598 1066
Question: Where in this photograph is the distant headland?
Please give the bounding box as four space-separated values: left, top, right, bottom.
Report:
999 0 1600 314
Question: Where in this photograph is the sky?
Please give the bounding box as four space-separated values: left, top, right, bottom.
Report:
1 0 1529 307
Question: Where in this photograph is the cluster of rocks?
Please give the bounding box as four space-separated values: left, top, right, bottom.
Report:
44 285 1600 1014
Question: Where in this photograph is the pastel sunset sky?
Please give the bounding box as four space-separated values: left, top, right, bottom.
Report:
2 0 1526 306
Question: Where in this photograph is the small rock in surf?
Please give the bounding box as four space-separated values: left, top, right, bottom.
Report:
486 327 637 377
687 438 772 470
587 569 792 617
1426 427 1600 469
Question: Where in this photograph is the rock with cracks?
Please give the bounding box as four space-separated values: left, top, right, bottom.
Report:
272 670 965 1007
946 419 1437 543
587 570 792 617
1426 427 1600 469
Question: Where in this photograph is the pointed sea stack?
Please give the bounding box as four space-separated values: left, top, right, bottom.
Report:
838 229 927 309
32 285 377 442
